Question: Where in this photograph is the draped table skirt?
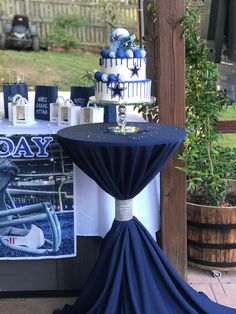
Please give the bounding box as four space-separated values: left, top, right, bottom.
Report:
55 123 236 314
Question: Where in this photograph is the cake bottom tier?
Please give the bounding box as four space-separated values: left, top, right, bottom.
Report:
95 79 152 103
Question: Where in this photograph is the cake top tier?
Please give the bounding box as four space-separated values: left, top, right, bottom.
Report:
100 27 146 59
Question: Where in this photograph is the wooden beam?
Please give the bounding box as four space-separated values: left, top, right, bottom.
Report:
216 120 236 133
144 0 187 278
158 0 186 278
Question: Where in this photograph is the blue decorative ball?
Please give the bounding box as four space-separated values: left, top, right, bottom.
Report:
109 28 132 52
134 49 142 58
100 48 110 58
94 71 103 81
108 74 118 83
116 49 126 59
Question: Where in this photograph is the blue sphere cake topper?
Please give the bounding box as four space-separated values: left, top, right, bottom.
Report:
100 48 110 58
109 28 136 52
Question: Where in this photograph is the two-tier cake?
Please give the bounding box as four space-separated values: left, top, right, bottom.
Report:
94 28 151 103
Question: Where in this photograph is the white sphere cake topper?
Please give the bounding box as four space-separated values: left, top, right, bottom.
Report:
109 27 136 52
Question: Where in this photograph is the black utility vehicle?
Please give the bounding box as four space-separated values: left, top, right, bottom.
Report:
0 14 40 51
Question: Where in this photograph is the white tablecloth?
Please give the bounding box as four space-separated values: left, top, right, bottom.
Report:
74 167 160 238
0 92 161 238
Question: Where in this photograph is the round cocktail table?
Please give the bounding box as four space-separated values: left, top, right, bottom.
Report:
54 122 235 314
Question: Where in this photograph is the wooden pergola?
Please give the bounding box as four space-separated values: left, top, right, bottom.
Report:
143 0 186 278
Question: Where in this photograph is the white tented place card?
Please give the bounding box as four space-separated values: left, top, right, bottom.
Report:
12 97 35 126
50 96 65 123
80 103 104 124
50 102 59 123
8 94 24 122
58 99 81 127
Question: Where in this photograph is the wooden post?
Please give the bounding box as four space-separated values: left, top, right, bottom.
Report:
144 0 187 278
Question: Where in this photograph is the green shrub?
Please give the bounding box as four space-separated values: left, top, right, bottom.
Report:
47 13 87 51
179 2 235 206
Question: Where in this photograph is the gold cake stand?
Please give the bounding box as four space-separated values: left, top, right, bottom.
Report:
89 96 156 134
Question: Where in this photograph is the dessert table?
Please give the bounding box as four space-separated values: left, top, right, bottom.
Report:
54 122 235 314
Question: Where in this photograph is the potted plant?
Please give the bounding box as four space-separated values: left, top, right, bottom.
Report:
179 2 236 275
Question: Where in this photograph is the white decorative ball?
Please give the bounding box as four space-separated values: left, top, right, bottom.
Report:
118 74 125 83
125 49 134 58
140 49 147 58
109 51 116 58
101 74 108 82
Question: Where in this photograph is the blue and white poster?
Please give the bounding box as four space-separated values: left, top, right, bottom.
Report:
0 133 75 260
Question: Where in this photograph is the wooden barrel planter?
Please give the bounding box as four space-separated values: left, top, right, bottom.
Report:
187 202 236 273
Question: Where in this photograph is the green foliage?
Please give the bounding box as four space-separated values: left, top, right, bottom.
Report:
78 70 95 87
47 13 87 51
180 2 235 206
104 3 117 29
53 14 85 29
97 0 117 29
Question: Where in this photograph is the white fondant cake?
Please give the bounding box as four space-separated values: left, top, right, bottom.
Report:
94 28 151 103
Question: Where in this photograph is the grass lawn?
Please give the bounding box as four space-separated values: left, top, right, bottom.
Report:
219 105 236 148
0 50 235 147
219 133 236 148
0 49 98 91
220 105 236 120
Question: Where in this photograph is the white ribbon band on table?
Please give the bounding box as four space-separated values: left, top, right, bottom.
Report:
0 92 161 238
115 199 133 221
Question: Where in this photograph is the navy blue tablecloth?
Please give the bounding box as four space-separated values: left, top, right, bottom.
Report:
54 122 235 314
56 122 185 200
